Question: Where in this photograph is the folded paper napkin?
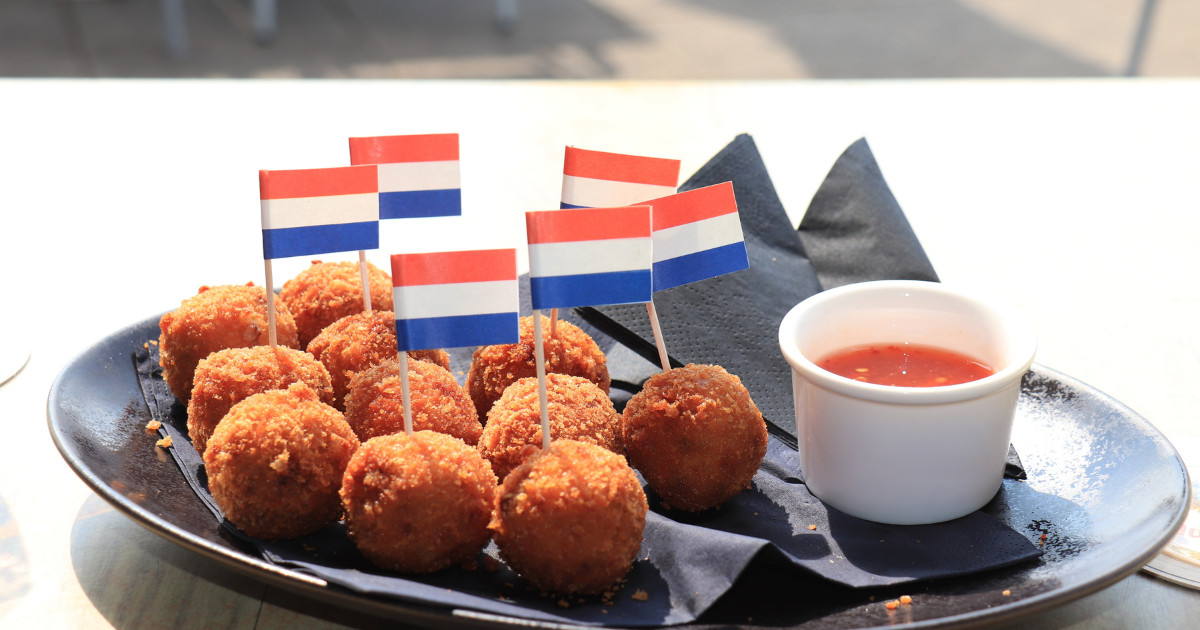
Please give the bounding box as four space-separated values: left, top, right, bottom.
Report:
134 135 1040 628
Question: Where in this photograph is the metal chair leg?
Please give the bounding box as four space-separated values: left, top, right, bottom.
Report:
162 0 189 60
253 0 277 45
1126 0 1159 76
494 0 517 34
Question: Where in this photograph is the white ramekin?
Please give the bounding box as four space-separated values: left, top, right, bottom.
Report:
778 280 1037 525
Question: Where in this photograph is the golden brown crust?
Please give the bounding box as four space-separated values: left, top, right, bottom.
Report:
306 311 449 411
203 383 360 540
467 315 609 424
621 364 767 512
187 345 333 454
158 283 299 402
490 440 647 595
340 431 497 573
478 374 622 480
344 358 480 445
280 260 394 348
407 348 451 372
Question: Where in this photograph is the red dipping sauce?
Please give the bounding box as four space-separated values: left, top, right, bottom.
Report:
817 343 994 387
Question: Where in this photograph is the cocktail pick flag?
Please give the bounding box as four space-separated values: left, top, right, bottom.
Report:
639 181 750 371
560 146 680 209
555 146 680 333
259 165 381 260
349 133 462 219
526 206 654 310
391 248 519 351
647 181 749 291
259 164 383 346
346 133 463 313
525 205 653 447
389 248 519 433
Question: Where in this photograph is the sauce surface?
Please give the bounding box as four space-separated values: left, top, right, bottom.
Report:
817 343 993 387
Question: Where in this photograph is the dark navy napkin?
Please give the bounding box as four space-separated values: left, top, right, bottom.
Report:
796 137 939 290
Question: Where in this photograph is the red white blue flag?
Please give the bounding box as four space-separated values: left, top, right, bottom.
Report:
390 248 519 350
526 206 653 310
259 165 380 260
560 147 680 209
349 133 462 219
645 182 749 291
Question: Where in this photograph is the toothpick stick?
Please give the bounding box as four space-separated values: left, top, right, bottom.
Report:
646 300 670 372
549 308 558 337
398 350 412 434
358 250 372 312
533 309 551 450
264 259 277 347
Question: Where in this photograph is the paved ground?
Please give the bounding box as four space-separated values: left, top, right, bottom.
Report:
1 0 1197 79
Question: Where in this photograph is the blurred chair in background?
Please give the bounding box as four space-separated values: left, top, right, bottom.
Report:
162 0 519 60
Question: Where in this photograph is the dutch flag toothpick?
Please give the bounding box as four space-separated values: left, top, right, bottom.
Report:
646 182 749 291
390 248 519 351
259 165 381 260
525 206 654 310
560 146 680 209
388 247 518 435
524 204 653 450
349 133 462 219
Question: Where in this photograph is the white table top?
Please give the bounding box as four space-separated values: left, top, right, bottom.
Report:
2 77 1199 628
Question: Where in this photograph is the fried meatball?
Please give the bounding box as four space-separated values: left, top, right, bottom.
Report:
490 440 647 595
344 358 480 445
478 374 622 480
203 383 360 540
280 259 394 348
622 364 767 512
340 431 497 573
158 282 299 402
306 310 450 410
187 345 333 454
467 315 609 424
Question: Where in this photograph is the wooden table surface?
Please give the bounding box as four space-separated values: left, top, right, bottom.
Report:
2 78 1199 628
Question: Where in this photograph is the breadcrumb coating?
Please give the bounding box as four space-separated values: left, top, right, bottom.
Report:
203 383 360 540
622 364 767 512
478 374 622 480
187 345 333 453
340 431 497 573
490 440 647 595
280 260 394 348
344 358 480 445
158 282 299 402
467 315 609 424
306 310 450 410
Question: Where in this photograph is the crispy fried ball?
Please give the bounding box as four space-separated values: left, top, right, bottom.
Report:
280 259 394 348
203 383 360 540
622 364 767 512
467 315 609 424
340 431 497 573
478 374 622 480
306 310 450 410
158 283 299 402
490 440 647 595
187 345 333 454
344 358 480 445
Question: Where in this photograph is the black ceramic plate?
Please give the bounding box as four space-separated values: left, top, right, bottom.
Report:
48 315 1188 629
